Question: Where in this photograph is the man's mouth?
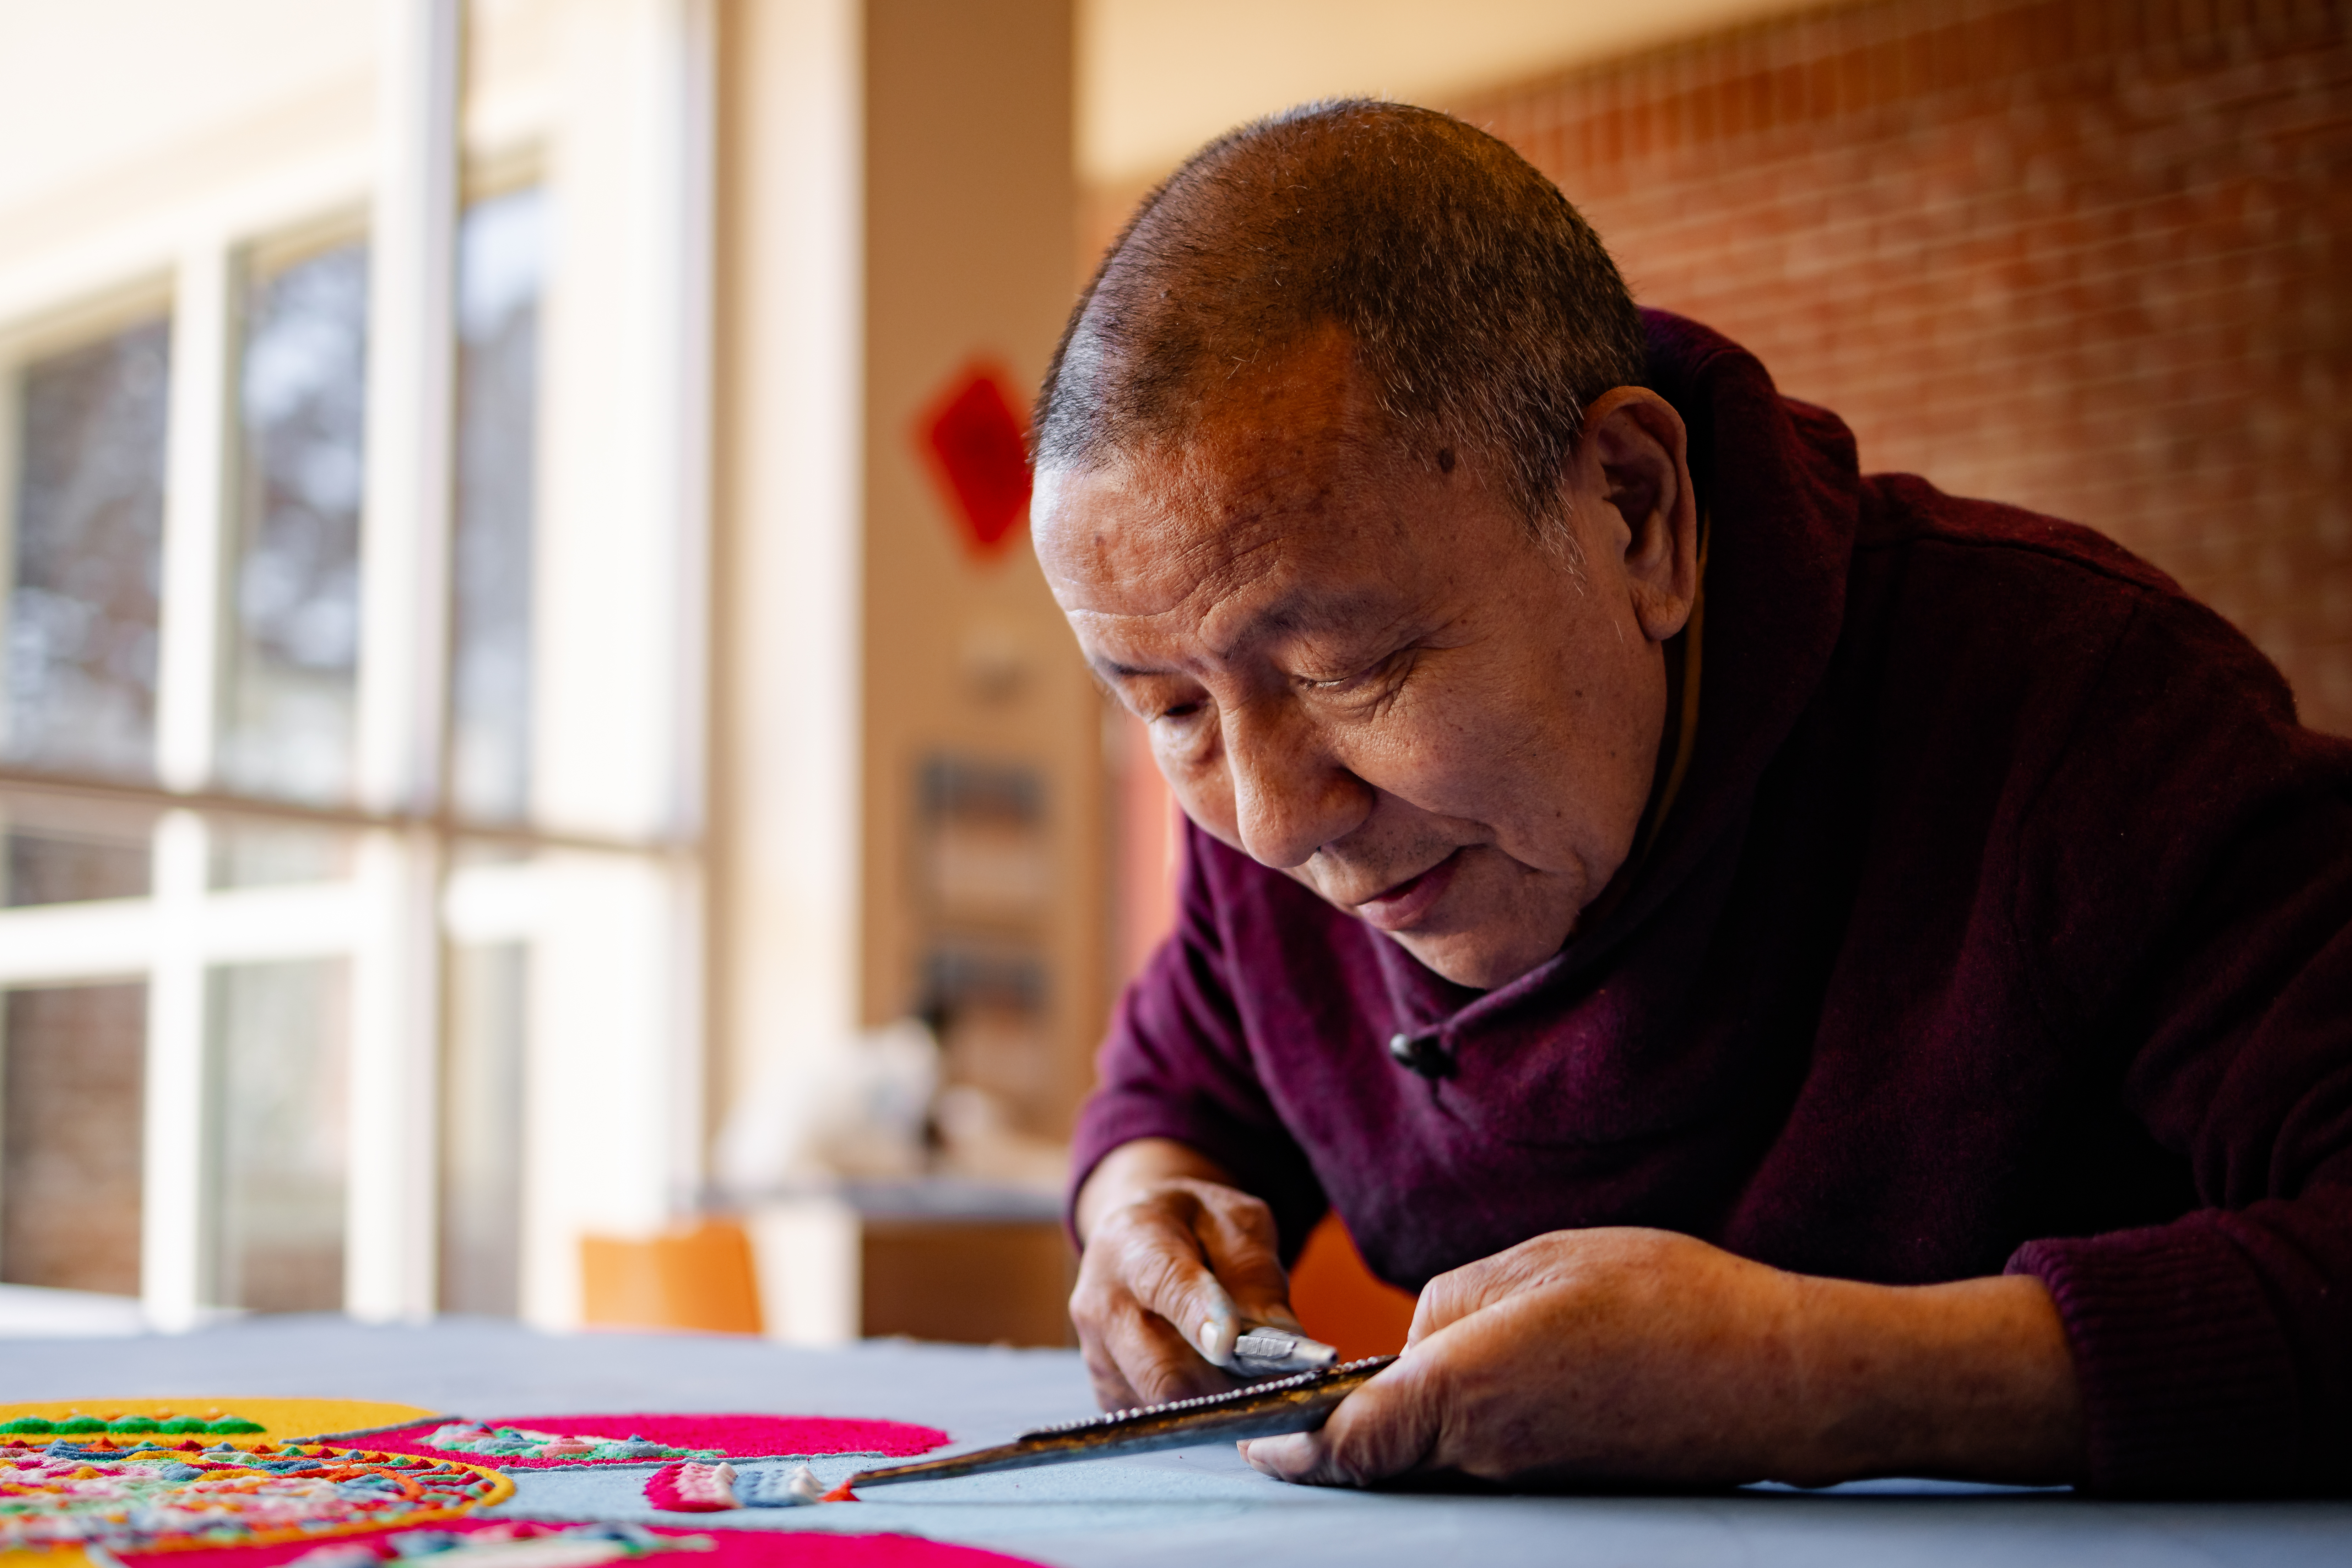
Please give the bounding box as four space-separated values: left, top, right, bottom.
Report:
1352 849 1465 932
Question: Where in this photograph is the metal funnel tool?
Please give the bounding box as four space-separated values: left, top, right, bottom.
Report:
827 1355 1397 1497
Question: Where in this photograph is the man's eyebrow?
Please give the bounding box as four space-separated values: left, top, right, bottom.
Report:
1208 588 1408 660
1086 590 1416 679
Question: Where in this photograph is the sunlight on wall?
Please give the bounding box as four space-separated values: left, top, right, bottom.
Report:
0 0 375 221
1078 0 1816 185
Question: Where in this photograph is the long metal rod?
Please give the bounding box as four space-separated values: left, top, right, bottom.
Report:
835 1357 1398 1494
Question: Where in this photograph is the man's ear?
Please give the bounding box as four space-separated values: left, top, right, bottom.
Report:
1576 387 1697 644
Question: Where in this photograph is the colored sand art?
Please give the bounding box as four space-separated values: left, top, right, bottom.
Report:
348 1418 945 1472
114 1518 1044 1568
0 1442 511 1552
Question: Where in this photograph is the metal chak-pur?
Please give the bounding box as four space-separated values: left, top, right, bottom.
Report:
827 1354 1397 1497
1227 1322 1341 1378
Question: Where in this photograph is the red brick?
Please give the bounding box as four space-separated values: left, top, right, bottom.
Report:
1450 0 2352 729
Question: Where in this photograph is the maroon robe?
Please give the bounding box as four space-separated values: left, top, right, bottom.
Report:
1071 310 2352 1495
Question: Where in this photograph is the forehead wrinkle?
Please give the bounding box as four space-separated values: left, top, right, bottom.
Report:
1073 493 1293 650
1169 481 1403 662
1049 360 1425 658
1085 480 1434 671
1058 530 1283 676
1203 580 1426 664
1052 443 1291 589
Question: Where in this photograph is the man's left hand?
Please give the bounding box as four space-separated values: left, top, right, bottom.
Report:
1238 1227 2085 1490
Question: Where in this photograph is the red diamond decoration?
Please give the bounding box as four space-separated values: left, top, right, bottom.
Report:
916 360 1032 559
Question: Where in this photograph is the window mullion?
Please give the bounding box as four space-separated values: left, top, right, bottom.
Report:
358 0 460 817
139 808 208 1329
155 241 234 795
345 0 461 1326
348 825 441 1323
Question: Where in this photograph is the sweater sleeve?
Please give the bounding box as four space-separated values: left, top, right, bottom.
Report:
2008 588 2352 1495
1067 819 1328 1256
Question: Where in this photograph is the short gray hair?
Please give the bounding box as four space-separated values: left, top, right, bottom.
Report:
1033 99 1646 535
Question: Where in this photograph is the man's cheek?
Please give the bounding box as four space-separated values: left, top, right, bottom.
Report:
1344 704 1493 815
1166 764 1244 853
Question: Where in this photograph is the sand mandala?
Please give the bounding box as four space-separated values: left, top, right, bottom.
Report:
108 1519 1045 1568
0 1441 510 1553
410 1428 713 1466
343 1419 944 1474
1 1401 1022 1568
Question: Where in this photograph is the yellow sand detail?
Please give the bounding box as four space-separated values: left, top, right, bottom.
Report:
0 1398 439 1449
1 1399 467 1568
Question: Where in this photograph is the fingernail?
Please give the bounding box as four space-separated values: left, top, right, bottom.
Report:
1196 1286 1239 1367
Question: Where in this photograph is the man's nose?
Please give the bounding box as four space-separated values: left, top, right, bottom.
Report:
1223 700 1368 869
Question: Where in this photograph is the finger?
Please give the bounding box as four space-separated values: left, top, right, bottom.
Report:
1238 1357 1440 1487
1119 1204 1247 1367
1189 1196 1295 1329
1077 1308 1143 1411
1071 1248 1145 1410
1404 1242 1556 1347
1083 1354 1140 1411
1079 1247 1241 1407
1072 1250 1204 1409
1111 1298 1239 1405
1083 1302 1222 1410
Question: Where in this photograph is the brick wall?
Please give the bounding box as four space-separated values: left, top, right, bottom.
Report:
1449 0 2352 731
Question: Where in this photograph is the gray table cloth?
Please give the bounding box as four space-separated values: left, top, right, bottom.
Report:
7 1317 2348 1566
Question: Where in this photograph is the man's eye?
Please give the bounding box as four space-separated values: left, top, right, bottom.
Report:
1302 650 1408 696
1153 700 1204 723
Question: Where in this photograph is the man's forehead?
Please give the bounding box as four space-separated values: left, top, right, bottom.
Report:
1051 505 1441 695
1038 407 1421 576
1037 445 1414 624
1033 336 1468 661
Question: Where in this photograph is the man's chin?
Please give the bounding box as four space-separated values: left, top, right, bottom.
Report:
1380 925 1562 991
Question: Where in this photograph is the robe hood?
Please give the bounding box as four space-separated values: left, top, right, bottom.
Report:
1362 308 1864 1043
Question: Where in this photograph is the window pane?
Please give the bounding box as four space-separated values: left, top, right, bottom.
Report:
220 241 367 804
1 795 150 905
206 957 347 1311
5 318 170 778
439 940 526 1315
207 818 353 891
452 188 544 823
1 982 146 1296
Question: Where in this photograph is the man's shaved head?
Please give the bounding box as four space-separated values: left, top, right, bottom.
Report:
1033 99 1646 535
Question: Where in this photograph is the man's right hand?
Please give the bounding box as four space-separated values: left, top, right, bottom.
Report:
1068 1138 1304 1410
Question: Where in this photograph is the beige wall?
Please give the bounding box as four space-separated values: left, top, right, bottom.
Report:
862 0 1102 1139
1077 0 1822 186
711 0 865 1135
0 0 373 229
714 0 1104 1146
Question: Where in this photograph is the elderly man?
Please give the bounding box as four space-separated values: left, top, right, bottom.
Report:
1029 101 2352 1496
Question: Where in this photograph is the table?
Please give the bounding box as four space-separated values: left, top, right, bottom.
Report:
9 1317 2348 1566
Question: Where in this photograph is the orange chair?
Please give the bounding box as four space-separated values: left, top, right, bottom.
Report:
579 1210 1412 1353
1288 1211 1417 1359
579 1218 764 1335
